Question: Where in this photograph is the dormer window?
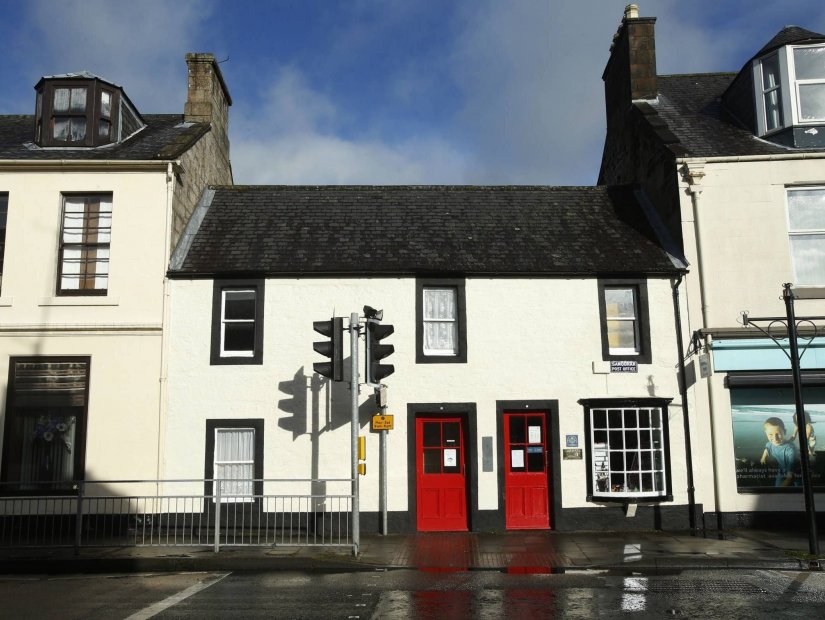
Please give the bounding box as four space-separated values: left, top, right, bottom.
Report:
753 44 825 143
33 74 144 148
760 53 783 132
794 46 825 122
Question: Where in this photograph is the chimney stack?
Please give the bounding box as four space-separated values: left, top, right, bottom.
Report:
603 5 657 105
184 53 232 160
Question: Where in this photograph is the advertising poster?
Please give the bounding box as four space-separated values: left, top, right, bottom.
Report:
731 387 825 491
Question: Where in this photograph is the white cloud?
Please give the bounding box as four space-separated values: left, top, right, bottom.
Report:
232 67 470 185
12 0 215 112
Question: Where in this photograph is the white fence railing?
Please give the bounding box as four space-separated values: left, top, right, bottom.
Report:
0 479 354 553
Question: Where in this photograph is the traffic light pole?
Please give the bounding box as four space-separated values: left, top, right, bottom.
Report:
350 312 360 556
379 403 388 535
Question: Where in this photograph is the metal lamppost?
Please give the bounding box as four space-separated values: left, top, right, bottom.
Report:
742 283 823 556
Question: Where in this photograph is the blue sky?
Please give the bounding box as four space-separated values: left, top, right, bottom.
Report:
1 0 824 185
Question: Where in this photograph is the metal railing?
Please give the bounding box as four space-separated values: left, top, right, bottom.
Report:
0 478 354 552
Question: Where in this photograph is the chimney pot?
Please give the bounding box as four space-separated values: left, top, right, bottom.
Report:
624 4 639 20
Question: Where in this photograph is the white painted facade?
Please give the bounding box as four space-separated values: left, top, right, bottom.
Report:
165 274 691 528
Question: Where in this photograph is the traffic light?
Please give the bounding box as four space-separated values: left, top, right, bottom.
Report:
365 320 394 385
313 317 344 381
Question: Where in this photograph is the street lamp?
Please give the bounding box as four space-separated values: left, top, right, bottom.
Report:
742 283 824 556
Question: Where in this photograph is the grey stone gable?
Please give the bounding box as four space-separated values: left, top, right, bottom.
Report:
170 185 680 277
0 114 210 160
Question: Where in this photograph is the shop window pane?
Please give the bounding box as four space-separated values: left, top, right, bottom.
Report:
641 451 652 470
624 430 638 449
642 473 654 492
639 408 650 428
593 409 606 428
610 451 624 471
608 409 622 427
623 409 638 427
609 430 624 449
610 473 625 492
594 430 607 444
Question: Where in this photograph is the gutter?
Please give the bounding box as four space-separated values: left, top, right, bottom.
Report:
0 159 179 172
676 152 825 164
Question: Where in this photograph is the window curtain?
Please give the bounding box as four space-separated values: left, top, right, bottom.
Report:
423 288 457 354
214 428 254 499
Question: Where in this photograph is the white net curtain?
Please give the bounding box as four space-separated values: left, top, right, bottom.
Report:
423 287 458 355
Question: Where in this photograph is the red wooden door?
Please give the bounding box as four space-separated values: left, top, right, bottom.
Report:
504 412 550 529
416 417 468 531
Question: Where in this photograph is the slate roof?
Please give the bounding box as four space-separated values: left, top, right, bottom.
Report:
0 114 210 161
649 73 797 158
170 185 681 277
645 25 825 158
755 26 825 58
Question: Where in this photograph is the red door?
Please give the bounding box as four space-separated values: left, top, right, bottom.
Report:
504 412 550 529
416 417 468 531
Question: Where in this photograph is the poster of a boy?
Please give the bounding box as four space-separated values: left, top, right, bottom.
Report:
760 417 801 487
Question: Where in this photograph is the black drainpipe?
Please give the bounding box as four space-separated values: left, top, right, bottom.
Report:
673 273 697 534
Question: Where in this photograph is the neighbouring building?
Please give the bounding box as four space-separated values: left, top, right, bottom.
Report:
165 184 693 532
0 54 232 495
600 5 825 528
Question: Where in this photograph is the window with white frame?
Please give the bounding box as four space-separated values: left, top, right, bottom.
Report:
416 278 467 363
793 46 825 123
213 427 255 502
598 279 651 364
423 287 458 356
754 44 825 135
210 279 264 365
584 401 671 500
787 187 825 286
603 286 640 355
760 52 784 132
221 289 256 356
58 194 111 295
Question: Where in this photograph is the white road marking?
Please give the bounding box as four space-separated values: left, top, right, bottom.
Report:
123 572 230 620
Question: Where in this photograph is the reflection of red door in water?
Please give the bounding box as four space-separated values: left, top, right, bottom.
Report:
504 412 550 529
416 417 468 531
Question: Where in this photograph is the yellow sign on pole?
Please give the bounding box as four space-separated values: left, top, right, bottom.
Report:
372 414 394 431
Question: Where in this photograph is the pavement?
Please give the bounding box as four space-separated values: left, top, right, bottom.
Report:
1 528 823 574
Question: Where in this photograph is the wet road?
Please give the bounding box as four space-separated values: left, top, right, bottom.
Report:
2 568 825 618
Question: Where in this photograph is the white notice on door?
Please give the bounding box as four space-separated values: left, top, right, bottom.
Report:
528 425 541 444
443 449 457 467
511 449 524 468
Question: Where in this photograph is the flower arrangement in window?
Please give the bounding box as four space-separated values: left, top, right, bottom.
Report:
34 415 75 452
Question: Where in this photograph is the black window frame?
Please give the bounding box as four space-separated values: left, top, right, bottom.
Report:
210 278 265 365
597 278 652 364
1 356 91 495
581 397 673 503
415 277 467 364
203 418 264 501
0 192 7 294
56 192 113 297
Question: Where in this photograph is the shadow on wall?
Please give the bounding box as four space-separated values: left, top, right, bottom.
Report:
277 362 377 493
